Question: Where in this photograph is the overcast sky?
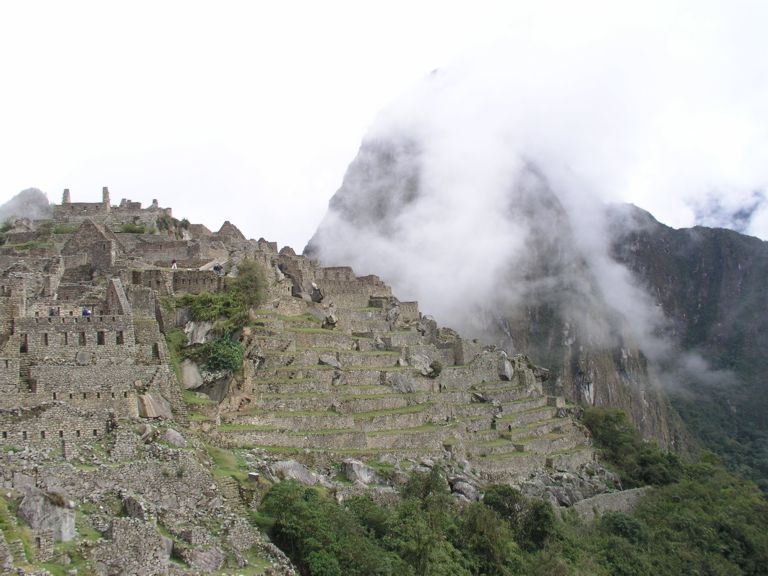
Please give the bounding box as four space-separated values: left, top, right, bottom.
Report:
1 0 767 249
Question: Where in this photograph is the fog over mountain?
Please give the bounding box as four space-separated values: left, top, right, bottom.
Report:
0 188 51 224
307 22 768 453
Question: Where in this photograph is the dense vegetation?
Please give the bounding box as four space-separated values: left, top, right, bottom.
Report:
166 258 266 375
581 408 683 488
255 408 768 575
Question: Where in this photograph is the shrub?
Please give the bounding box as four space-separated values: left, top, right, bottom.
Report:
120 223 146 234
582 408 683 487
428 360 443 378
196 337 244 372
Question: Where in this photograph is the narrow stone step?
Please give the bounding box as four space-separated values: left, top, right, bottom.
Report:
9 539 26 563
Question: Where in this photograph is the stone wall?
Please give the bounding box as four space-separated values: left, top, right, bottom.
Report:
0 403 108 450
24 365 150 415
16 315 137 364
53 202 109 222
172 270 224 295
0 358 19 391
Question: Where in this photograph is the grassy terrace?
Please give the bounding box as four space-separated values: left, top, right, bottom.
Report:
246 444 426 456
217 423 279 432
495 405 554 423
288 346 399 356
285 428 361 436
512 431 570 445
366 423 446 436
498 417 563 435
261 391 329 399
352 402 433 419
478 450 533 461
246 402 433 420
182 390 217 405
338 391 428 401
469 437 518 448
473 380 526 390
252 377 313 385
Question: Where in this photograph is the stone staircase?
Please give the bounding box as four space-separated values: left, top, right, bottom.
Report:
214 274 594 483
8 538 26 564
217 476 248 514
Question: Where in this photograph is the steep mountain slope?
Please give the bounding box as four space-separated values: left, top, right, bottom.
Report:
608 205 768 488
306 137 685 449
308 132 768 485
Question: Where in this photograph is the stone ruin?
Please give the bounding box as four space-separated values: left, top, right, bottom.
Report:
0 187 601 573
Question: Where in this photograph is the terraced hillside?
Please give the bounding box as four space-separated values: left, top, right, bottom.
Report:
191 258 594 483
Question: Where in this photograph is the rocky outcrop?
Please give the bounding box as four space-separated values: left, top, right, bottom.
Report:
93 518 169 576
137 394 173 419
17 486 76 542
571 487 650 521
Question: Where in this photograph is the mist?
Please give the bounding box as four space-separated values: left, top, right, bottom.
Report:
309 4 768 390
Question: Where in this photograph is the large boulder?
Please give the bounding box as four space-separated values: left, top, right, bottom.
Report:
342 459 381 485
318 354 342 370
272 460 319 486
138 394 173 419
409 352 433 376
17 486 76 542
499 352 514 381
451 480 480 502
184 320 214 345
161 428 187 448
181 359 203 390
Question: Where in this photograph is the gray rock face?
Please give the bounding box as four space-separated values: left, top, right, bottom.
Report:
322 313 338 329
499 353 514 381
75 351 93 365
184 320 214 345
571 487 650 521
137 394 173 419
17 486 76 542
451 480 480 501
180 545 226 573
342 459 381 485
161 428 187 448
272 460 319 486
181 359 204 390
409 352 433 376
318 354 342 370
384 371 415 393
123 495 152 521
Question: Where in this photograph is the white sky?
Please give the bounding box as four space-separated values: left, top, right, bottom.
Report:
1 0 767 249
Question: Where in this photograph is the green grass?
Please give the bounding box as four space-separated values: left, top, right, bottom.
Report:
182 389 216 405
353 402 433 419
4 240 53 251
254 409 342 418
205 444 247 481
165 328 186 383
278 313 322 324
495 405 553 423
188 413 214 422
366 423 441 436
0 492 33 564
217 423 278 432
119 222 149 233
52 223 78 234
287 428 359 436
286 327 331 334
